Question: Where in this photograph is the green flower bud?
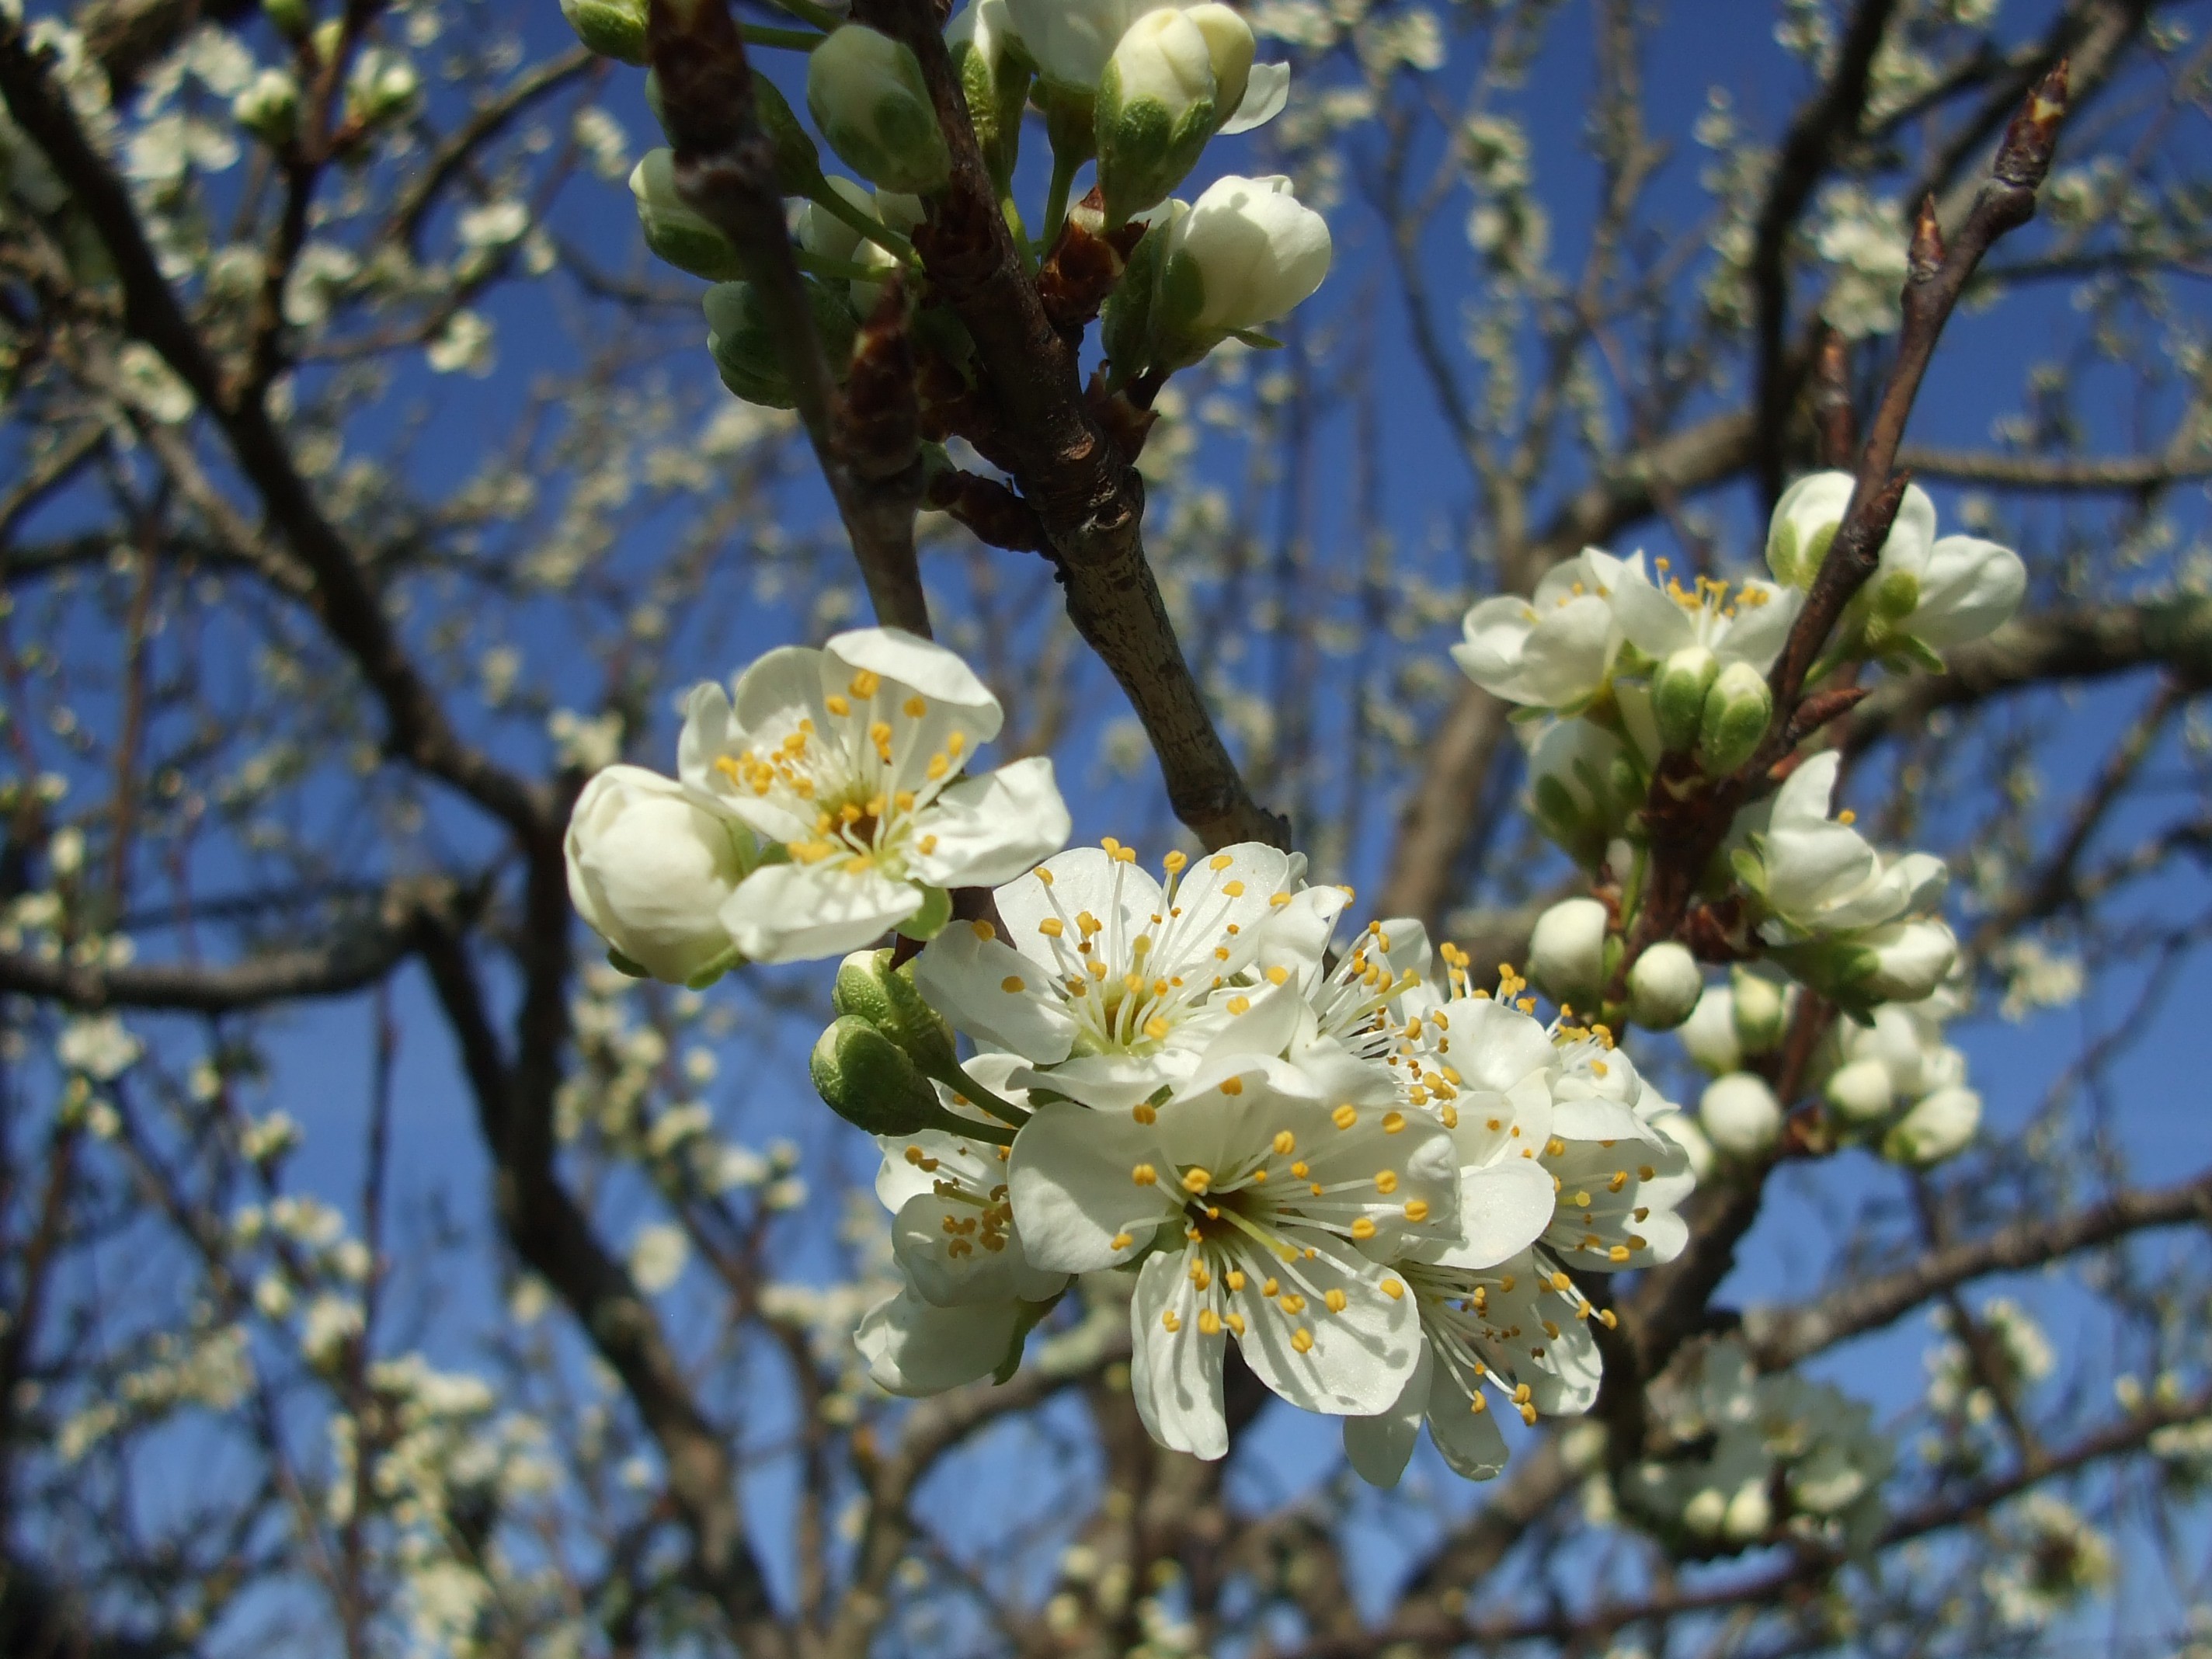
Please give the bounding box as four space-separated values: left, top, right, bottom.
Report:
1652 644 1718 754
702 279 858 408
1870 565 1920 621
1093 9 1217 225
811 1015 941 1135
806 25 951 196
832 949 959 1077
1627 941 1702 1031
1696 659 1771 777
948 0 1029 187
231 69 299 145
263 0 311 40
635 149 744 281
558 0 647 64
753 76 829 197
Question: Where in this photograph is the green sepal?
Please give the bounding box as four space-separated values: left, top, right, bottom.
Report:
683 941 750 990
606 947 650 979
752 76 828 197
1728 846 1768 900
992 1291 1064 1384
1228 328 1284 350
896 884 953 942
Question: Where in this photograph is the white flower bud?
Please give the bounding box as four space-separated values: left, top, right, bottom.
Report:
1852 917 1960 1004
565 766 756 983
1094 8 1218 224
1181 3 1254 116
1699 1072 1782 1160
1723 1478 1772 1542
1528 896 1610 1009
1651 1108 1715 1182
632 149 743 280
1730 964 1790 1052
232 69 299 144
558 0 647 63
1682 1485 1727 1536
1883 1085 1981 1167
1652 644 1717 753
1697 659 1772 776
1111 174 1331 376
808 25 951 196
344 47 420 128
1679 985 1741 1076
949 0 1031 183
1823 1056 1896 1124
1765 471 1852 589
1628 941 1702 1030
1525 718 1638 870
1892 534 2026 649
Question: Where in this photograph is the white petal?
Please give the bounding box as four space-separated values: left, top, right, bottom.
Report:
1423 1351 1510 1480
1607 566 1696 658
826 625 1003 736
1435 996 1555 1091
913 922 1079 1063
874 1125 1002 1210
1424 1161 1556 1271
1132 1247 1229 1459
1343 1343 1431 1488
909 756 1072 889
1006 1102 1175 1271
1232 1235 1420 1417
716 859 920 964
1017 1048 1195 1111
892 1191 1066 1306
1217 57 1288 134
997 847 1163 965
855 1288 1020 1396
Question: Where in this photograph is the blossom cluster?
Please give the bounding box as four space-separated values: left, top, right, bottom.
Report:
590 0 1331 414
1460 475 2022 1170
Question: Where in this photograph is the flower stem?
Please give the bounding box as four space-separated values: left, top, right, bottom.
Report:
760 0 842 30
1041 148 1079 250
739 23 826 49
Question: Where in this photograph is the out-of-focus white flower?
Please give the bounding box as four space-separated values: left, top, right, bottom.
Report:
1699 1072 1782 1159
627 1223 690 1293
1883 1084 1981 1166
58 1014 142 1080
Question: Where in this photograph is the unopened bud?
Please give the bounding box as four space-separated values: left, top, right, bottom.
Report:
806 25 951 196
811 1015 940 1135
1699 1072 1782 1160
232 69 299 144
344 47 420 128
634 149 744 280
1870 566 1920 621
1528 896 1609 1010
1823 1056 1895 1124
558 0 647 63
753 76 829 197
1679 986 1741 1076
1730 965 1789 1053
948 0 1029 186
1094 8 1219 224
702 279 857 408
833 949 959 1076
1626 941 1702 1031
1696 660 1771 776
263 0 311 39
1883 1085 1981 1167
1652 645 1718 754
1722 1479 1772 1542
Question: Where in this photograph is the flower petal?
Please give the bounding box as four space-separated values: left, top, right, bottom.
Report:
717 860 920 964
1233 1235 1419 1417
913 922 1080 1063
1131 1248 1229 1459
855 1288 1021 1396
1007 1102 1175 1271
1343 1342 1431 1488
827 625 1003 736
1424 1160 1556 1271
909 756 1072 889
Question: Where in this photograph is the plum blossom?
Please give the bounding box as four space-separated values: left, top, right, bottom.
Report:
1453 548 1641 711
682 628 1071 964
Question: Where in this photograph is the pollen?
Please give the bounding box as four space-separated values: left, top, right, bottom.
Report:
1132 1163 1158 1186
1181 1168 1212 1195
1111 1232 1134 1250
1382 1111 1406 1134
1374 1170 1400 1195
1332 1104 1358 1129
1038 917 1063 937
1001 975 1026 993
1324 1289 1348 1313
1403 1199 1431 1222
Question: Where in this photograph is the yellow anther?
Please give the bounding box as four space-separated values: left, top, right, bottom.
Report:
1261 1278 1280 1297
1609 1170 1629 1192
1269 891 1292 908
1219 1076 1243 1096
1291 1329 1314 1354
1289 1161 1309 1177
1161 1310 1181 1333
1132 1104 1157 1125
918 835 937 854
1546 1136 1567 1158
1223 880 1245 897
1324 1289 1348 1314
1214 946 1232 962
902 695 926 717
1226 995 1250 1015
1144 1016 1170 1039
1198 1309 1222 1335
927 753 950 780
1265 965 1289 986
825 694 850 717
970 920 996 941
1332 1104 1358 1129
1404 1199 1431 1222
1037 917 1063 938
1574 1191 1592 1208
1209 854 1233 871
1273 1130 1296 1156
1375 1170 1400 1195
1111 1231 1134 1250
1518 1403 1539 1425
1001 975 1026 993
1226 1270 1246 1291
1225 1311 1246 1334
1381 1278 1405 1300
1350 1217 1376 1240
1382 1111 1406 1135
1609 1244 1631 1263
1161 850 1187 873
1181 1168 1212 1195
1469 1393 1488 1414
1132 1163 1158 1186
